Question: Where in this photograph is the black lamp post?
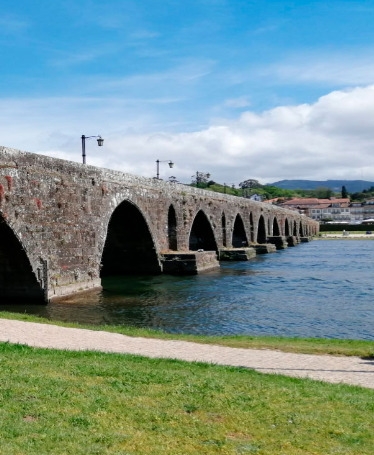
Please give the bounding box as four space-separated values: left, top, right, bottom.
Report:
81 135 104 164
156 159 174 179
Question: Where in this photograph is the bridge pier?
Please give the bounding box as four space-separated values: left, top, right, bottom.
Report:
50 279 102 302
219 248 256 261
252 244 277 254
160 251 219 274
267 236 288 250
286 236 299 246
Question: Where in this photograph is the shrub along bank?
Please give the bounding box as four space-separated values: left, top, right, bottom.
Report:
319 223 374 232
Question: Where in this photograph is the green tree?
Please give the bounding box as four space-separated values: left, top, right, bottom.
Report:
341 185 348 198
350 191 366 201
191 171 211 188
311 186 333 199
238 179 261 190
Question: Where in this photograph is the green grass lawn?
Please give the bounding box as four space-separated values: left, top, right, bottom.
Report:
0 342 373 455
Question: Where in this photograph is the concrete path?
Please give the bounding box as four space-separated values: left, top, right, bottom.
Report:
0 318 373 390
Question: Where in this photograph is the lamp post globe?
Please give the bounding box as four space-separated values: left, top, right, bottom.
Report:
156 159 174 179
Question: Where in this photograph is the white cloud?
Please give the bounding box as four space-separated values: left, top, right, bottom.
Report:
2 85 374 185
260 51 374 87
224 97 251 108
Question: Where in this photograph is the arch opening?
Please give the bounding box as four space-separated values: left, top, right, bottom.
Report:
293 221 297 237
0 215 44 302
299 223 304 237
189 210 218 251
272 217 280 236
257 215 267 244
285 219 290 237
101 201 161 276
232 214 248 247
221 213 227 247
168 205 178 251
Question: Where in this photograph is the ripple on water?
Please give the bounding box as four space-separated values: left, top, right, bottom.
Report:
1 240 374 339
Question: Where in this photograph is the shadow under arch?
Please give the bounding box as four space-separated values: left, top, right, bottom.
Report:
0 214 44 302
293 221 297 237
189 210 218 251
232 214 248 247
101 200 161 276
168 205 178 251
273 217 280 236
257 215 267 244
221 212 227 247
285 218 290 237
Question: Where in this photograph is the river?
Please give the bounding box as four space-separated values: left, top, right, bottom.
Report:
1 240 373 340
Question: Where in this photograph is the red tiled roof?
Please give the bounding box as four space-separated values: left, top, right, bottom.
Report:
307 204 331 209
281 197 350 208
281 198 320 206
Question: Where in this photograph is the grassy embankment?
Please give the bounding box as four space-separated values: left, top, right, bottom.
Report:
315 228 374 239
1 312 374 454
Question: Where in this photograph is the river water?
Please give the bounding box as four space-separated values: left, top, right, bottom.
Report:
1 240 373 340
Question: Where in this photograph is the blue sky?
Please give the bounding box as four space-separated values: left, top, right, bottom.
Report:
2 0 374 185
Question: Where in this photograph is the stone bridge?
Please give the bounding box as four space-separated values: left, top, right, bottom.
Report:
0 146 319 303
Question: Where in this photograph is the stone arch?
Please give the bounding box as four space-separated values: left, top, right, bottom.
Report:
232 214 248 247
257 215 267 243
0 214 45 302
273 217 280 236
299 222 304 237
189 210 218 251
101 200 161 276
168 205 178 251
221 212 227 247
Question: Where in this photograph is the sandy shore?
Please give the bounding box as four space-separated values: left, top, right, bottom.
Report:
0 318 373 389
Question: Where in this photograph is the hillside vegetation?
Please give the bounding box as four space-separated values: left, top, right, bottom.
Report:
269 179 374 193
190 179 374 202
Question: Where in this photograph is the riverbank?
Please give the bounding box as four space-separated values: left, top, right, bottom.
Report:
315 232 374 239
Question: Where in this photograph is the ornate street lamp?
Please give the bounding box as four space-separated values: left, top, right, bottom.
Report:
156 159 174 179
81 135 104 164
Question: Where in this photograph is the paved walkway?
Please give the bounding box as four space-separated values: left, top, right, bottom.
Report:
1 318 373 389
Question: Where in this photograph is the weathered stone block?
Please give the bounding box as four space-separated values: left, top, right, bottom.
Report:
267 236 288 250
252 244 277 254
161 251 219 274
219 248 257 261
287 236 299 246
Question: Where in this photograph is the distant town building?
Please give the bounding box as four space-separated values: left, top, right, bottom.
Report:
267 197 370 223
248 193 262 202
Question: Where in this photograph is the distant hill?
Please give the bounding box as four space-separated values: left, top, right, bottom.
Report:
268 180 374 193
